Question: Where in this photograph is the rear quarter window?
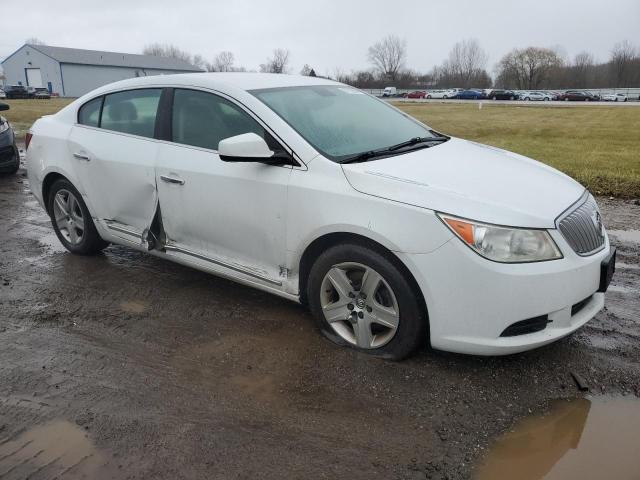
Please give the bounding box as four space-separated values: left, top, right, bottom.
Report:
78 96 103 128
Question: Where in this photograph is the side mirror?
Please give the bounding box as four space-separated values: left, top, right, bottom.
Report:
0 102 9 112
218 133 294 166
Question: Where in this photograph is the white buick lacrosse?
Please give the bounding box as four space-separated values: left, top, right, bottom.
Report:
26 73 615 359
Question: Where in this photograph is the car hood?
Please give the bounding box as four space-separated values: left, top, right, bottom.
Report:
341 138 584 228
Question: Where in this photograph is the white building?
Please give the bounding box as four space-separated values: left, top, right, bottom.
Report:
1 44 202 97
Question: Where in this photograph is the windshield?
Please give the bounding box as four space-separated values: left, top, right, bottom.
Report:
250 85 436 162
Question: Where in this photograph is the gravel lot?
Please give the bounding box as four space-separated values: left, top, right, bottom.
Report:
1 166 639 480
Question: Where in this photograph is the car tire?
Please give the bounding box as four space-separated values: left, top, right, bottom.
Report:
426 95 431 99
585 98 589 102
307 243 427 360
47 178 109 255
509 96 515 100
2 147 20 175
525 97 530 101
565 98 569 101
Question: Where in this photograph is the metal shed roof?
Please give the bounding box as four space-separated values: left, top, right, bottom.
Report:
27 44 203 72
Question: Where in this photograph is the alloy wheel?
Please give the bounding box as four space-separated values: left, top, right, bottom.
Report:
320 262 399 349
53 189 85 245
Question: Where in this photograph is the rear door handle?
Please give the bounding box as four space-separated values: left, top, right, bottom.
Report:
73 152 90 161
160 174 185 185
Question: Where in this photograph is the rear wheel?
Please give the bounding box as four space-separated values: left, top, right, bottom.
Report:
307 244 426 360
47 178 108 255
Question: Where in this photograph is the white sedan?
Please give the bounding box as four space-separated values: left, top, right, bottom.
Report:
425 90 457 99
601 93 628 102
26 73 615 359
520 91 552 101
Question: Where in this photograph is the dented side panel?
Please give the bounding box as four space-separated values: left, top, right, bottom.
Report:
68 126 159 234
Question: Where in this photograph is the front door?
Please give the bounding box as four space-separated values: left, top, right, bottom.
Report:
156 88 291 286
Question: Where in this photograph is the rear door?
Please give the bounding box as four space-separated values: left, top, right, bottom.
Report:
68 88 162 242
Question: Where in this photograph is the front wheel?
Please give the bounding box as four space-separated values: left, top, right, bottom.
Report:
307 244 427 360
48 178 109 255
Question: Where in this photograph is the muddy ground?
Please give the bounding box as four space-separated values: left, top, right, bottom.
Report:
1 165 639 480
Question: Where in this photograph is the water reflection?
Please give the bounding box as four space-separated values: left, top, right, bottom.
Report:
476 396 640 480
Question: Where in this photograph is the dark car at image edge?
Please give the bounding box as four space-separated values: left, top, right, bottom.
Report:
0 103 20 174
3 85 30 99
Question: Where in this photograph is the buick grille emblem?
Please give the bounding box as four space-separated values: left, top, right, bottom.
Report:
591 210 603 235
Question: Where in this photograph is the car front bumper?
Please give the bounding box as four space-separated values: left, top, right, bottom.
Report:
398 229 611 356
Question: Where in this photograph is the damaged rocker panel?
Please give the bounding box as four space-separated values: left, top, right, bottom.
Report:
163 244 283 286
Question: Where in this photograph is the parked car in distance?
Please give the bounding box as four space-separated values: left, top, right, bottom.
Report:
601 93 628 102
558 90 598 101
382 86 397 97
26 73 615 360
519 91 551 101
405 91 426 99
4 85 29 99
34 88 51 99
0 102 20 175
455 89 485 100
424 90 449 99
488 89 517 100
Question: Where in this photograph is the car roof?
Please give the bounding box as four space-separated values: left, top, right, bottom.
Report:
84 72 341 97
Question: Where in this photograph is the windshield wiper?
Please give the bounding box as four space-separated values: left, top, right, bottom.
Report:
340 135 449 164
387 135 448 151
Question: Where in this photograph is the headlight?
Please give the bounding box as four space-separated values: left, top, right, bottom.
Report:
438 214 562 263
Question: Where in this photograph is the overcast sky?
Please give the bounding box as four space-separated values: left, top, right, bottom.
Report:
1 0 638 75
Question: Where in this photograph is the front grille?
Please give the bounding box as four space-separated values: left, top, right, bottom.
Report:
500 315 551 337
557 193 605 256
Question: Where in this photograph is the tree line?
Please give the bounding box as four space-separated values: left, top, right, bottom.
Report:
141 38 640 90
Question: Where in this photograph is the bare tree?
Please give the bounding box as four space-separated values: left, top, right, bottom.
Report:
571 51 595 88
192 54 206 71
367 35 406 81
441 39 489 88
300 64 313 76
207 51 236 72
25 37 46 45
259 49 291 74
143 43 193 63
496 47 563 89
609 40 638 87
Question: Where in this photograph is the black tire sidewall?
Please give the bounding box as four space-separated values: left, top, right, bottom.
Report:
307 243 427 360
47 178 107 255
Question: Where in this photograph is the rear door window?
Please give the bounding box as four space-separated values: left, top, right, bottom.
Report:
100 89 162 138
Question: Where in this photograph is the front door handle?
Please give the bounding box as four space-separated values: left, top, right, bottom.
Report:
73 152 90 161
160 174 185 185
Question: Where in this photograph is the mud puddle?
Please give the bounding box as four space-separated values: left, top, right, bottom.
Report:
475 396 640 480
0 420 116 479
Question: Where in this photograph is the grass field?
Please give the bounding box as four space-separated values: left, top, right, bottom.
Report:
2 98 638 197
2 98 73 141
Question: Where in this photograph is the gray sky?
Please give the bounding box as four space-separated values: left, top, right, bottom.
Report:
1 0 638 75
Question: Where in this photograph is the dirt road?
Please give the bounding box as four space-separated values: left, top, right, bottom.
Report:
1 168 639 479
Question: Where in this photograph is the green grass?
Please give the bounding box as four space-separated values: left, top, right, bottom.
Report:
394 102 640 198
2 98 638 197
2 98 73 140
